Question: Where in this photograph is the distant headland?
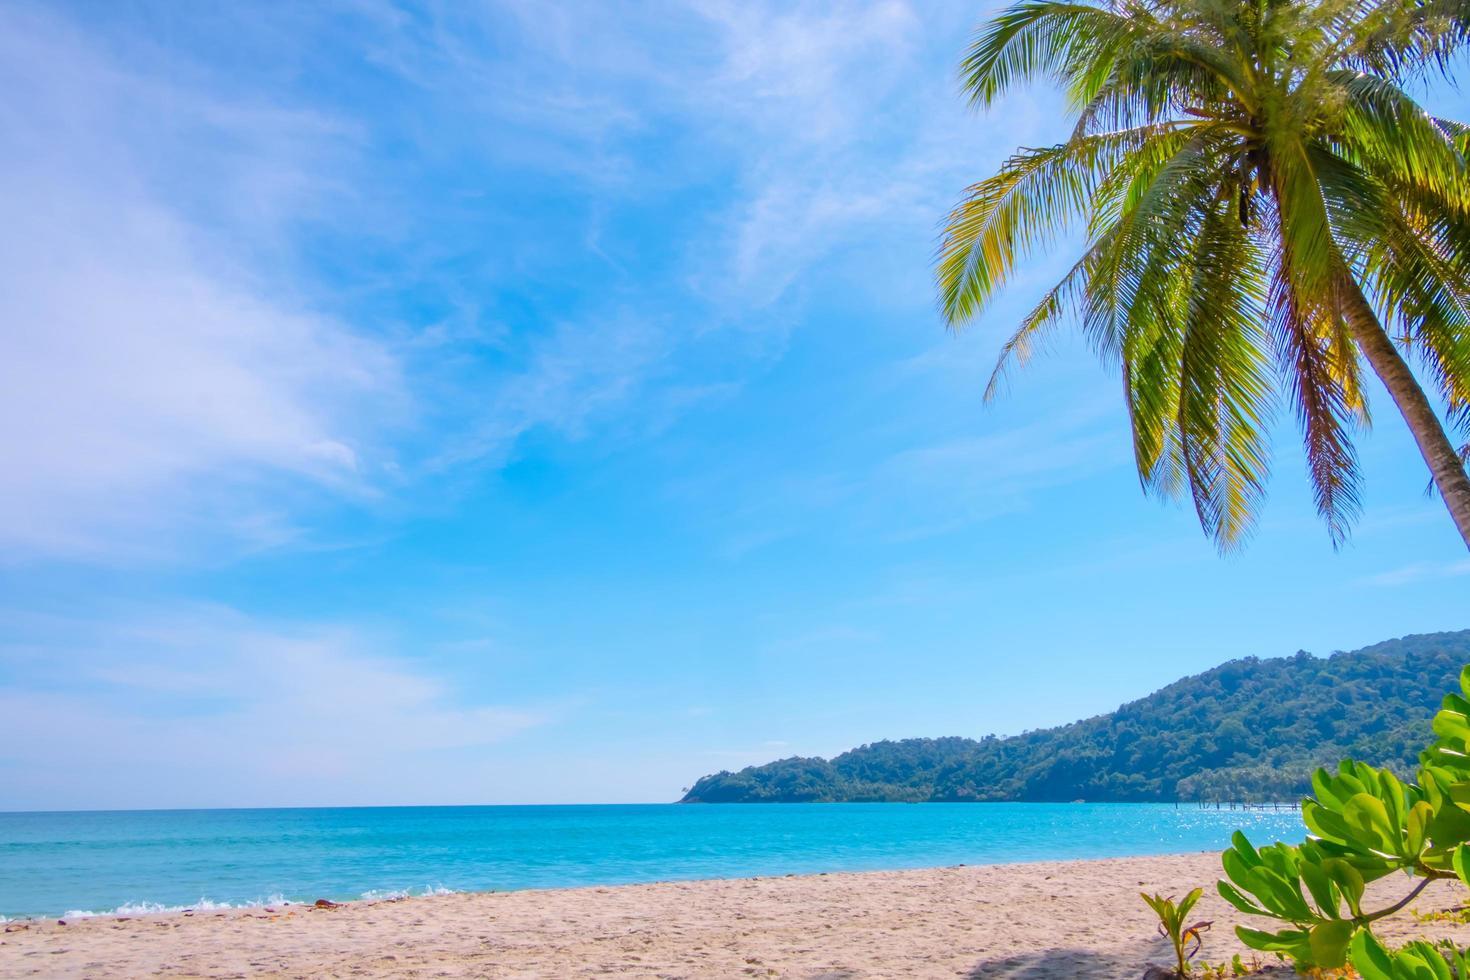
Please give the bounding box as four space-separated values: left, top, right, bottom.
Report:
680 630 1470 804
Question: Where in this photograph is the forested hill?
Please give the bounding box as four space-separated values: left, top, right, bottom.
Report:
679 631 1470 804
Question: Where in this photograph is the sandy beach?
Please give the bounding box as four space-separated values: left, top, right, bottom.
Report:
3 851 1468 979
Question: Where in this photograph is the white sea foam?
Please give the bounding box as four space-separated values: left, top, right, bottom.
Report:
39 886 458 921
358 885 458 902
19 886 459 922
57 894 294 920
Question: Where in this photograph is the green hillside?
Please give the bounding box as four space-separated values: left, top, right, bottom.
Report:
679 631 1470 804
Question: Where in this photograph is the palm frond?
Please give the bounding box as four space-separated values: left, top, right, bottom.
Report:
1176 200 1275 548
1334 0 1470 77
938 126 1187 325
985 244 1102 401
1318 144 1470 425
1264 201 1364 545
1330 71 1470 206
961 0 1145 109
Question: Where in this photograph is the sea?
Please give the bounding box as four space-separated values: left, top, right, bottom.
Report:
0 802 1303 921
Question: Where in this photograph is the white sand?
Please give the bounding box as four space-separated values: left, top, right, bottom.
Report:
3 852 1467 978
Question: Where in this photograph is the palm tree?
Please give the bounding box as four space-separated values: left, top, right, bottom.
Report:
937 0 1470 550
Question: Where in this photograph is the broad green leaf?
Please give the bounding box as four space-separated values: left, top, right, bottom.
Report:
1221 847 1260 891
1308 920 1355 969
1449 782 1470 816
1229 831 1263 868
1348 929 1394 980
1236 926 1314 960
1423 769 1448 809
1426 785 1470 849
1216 879 1268 917
1243 864 1313 920
1454 844 1470 892
1432 710 1470 744
1258 842 1299 878
1406 801 1432 856
1313 767 1347 810
1299 858 1339 918
1337 761 1368 796
1304 800 1357 847
1343 793 1396 851
1378 770 1407 844
1322 858 1365 917
1399 942 1455 980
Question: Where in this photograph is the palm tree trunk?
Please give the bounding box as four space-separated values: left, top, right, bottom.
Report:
1337 274 1470 551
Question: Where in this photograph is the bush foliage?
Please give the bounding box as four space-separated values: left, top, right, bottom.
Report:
1218 666 1470 971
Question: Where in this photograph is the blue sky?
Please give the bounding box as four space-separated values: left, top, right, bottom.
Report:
1 1 1466 811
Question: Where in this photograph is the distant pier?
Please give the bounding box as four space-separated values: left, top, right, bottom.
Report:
1179 800 1296 810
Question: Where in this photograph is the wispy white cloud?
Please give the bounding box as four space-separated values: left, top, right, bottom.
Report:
0 0 1062 567
0 603 556 809
683 0 942 305
0 4 399 562
672 0 1063 310
691 0 920 139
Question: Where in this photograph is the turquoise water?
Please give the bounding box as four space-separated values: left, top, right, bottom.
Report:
0 803 1303 920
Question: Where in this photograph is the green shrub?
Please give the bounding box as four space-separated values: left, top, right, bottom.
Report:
1351 932 1470 979
1216 666 1470 969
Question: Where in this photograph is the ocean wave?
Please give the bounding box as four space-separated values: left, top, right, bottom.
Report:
38 885 459 921
358 885 458 902
58 894 292 919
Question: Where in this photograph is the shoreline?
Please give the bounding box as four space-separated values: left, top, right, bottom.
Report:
0 886 460 927
2 849 1221 927
5 852 1470 978
3 850 1215 927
